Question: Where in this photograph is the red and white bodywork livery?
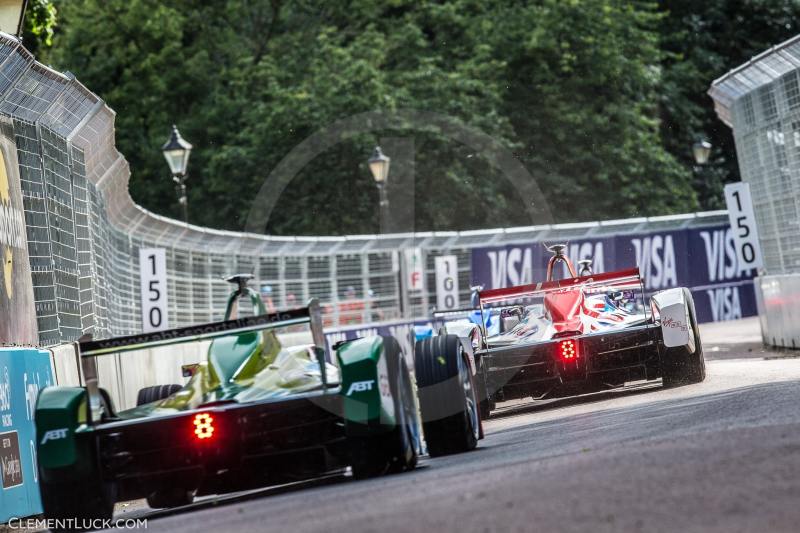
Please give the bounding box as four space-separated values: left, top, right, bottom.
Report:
434 246 706 417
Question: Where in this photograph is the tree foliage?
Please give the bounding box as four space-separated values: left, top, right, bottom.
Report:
22 0 57 56
33 0 800 234
659 0 800 209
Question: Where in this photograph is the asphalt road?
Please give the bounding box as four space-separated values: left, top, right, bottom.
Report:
113 318 800 533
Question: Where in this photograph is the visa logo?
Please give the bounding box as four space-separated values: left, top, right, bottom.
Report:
706 287 742 321
699 229 754 282
631 235 677 290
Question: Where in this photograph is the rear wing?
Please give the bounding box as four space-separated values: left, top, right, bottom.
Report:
76 299 325 424
477 267 642 305
80 301 324 357
476 268 645 338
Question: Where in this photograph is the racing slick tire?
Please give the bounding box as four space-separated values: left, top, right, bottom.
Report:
662 288 706 388
350 336 420 479
39 477 115 528
136 384 182 406
146 487 196 509
414 334 480 457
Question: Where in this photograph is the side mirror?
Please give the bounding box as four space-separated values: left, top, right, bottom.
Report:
182 363 199 378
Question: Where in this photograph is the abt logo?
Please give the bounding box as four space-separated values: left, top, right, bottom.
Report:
40 428 69 444
346 380 375 396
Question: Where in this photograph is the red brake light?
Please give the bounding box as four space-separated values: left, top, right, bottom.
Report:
559 339 578 360
193 413 215 440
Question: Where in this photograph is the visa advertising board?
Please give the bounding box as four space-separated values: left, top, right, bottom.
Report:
469 224 756 323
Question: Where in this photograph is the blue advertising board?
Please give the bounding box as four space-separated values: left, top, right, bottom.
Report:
325 319 433 362
0 348 54 523
469 223 756 323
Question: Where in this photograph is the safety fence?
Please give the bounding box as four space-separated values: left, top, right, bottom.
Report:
711 34 800 276
0 32 752 351
709 33 800 348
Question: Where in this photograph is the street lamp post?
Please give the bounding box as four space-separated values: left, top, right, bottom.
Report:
162 125 193 223
692 139 712 165
368 146 391 232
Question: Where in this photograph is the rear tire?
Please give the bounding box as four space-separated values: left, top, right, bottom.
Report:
350 336 419 479
662 288 706 387
136 384 182 406
40 478 115 528
415 335 479 457
146 487 196 509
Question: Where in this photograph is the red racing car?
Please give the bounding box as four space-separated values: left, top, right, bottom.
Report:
424 244 706 418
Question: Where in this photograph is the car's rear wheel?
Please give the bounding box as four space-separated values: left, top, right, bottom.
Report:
146 487 196 509
415 335 480 457
136 384 182 406
350 336 419 479
40 477 115 528
662 288 706 387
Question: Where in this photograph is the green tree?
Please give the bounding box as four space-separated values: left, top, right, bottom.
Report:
496 0 696 220
22 0 57 57
659 0 800 209
48 0 699 234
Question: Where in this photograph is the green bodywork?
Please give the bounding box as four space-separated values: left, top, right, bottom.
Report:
337 336 396 426
35 288 395 473
36 387 88 470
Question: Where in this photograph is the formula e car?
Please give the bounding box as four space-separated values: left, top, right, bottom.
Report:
420 245 706 418
35 275 476 523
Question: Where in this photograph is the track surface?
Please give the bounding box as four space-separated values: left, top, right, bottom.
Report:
111 318 800 533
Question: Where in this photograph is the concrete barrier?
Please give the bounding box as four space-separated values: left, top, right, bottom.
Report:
754 275 800 349
0 347 54 524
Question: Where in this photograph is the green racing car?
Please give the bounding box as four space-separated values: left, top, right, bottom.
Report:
35 275 481 522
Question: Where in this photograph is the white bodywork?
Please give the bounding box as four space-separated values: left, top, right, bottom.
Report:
651 288 696 352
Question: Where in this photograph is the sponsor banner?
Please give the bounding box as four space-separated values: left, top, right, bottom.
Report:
470 224 756 323
0 348 55 523
0 117 37 344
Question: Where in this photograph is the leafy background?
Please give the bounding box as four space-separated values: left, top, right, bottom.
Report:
23 0 800 234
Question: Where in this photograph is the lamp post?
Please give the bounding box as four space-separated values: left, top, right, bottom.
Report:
162 125 193 223
692 139 712 165
368 146 390 232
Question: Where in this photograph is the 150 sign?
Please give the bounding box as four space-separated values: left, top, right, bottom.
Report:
724 183 763 271
139 248 169 333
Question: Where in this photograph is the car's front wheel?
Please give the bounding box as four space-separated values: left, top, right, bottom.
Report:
136 384 182 406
